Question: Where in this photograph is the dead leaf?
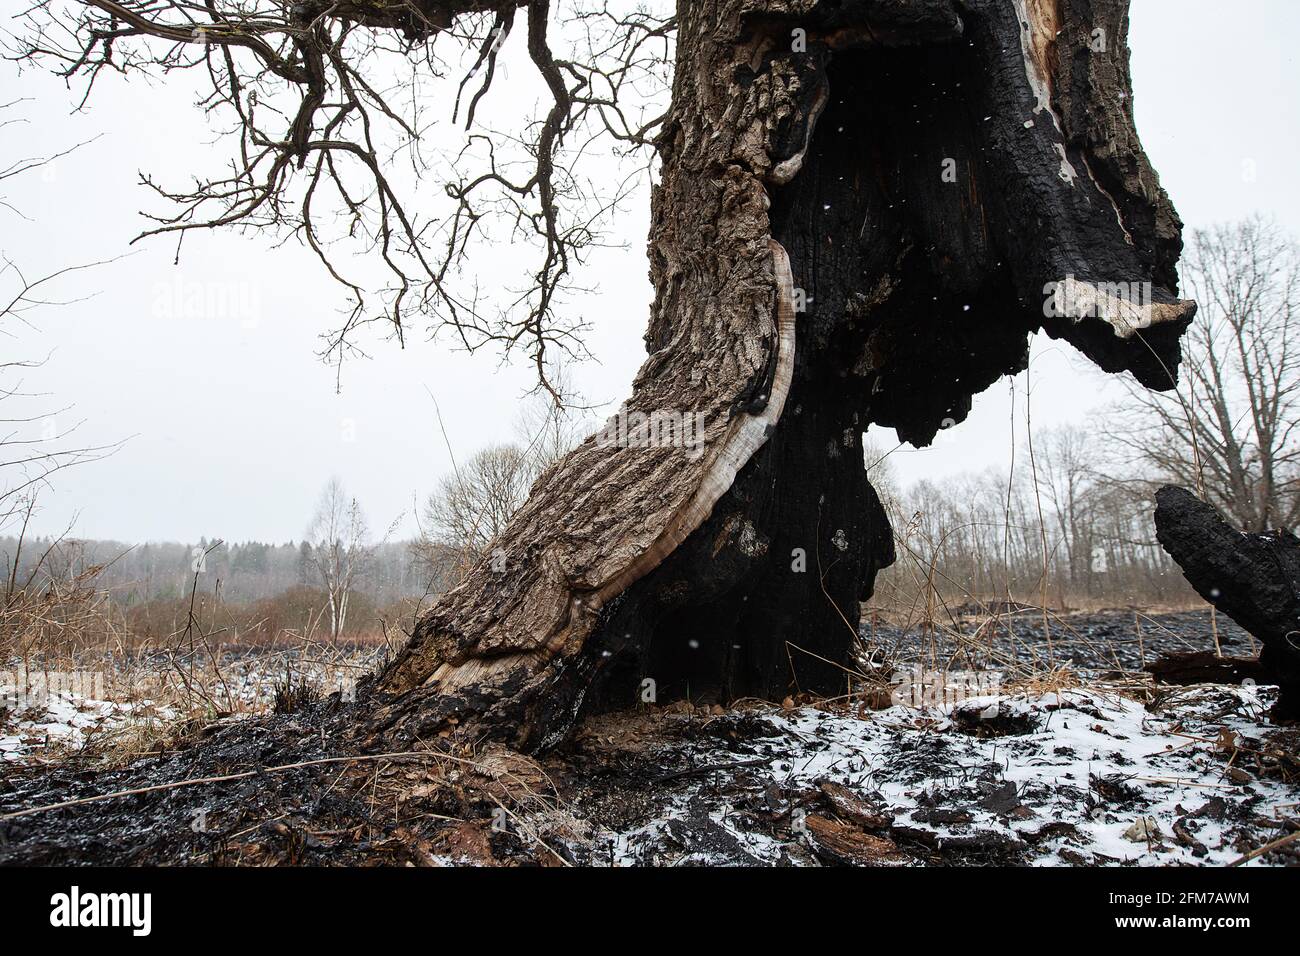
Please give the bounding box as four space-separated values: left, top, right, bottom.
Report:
805 814 907 866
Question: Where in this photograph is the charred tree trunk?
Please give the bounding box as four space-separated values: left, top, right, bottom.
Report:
364 0 1195 752
1154 485 1300 721
1147 651 1271 688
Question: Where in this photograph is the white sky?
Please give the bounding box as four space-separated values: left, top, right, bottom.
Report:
3 0 1298 544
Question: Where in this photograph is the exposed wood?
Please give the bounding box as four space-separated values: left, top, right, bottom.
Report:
805 813 908 866
819 780 892 830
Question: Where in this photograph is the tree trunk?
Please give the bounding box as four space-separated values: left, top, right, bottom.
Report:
1154 485 1300 720
364 0 1195 751
1147 650 1270 688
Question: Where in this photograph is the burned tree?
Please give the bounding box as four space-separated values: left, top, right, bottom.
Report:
1154 485 1300 722
366 0 1196 749
16 0 1196 751
1103 219 1300 533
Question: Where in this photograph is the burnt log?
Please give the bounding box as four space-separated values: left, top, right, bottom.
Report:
1147 651 1270 687
363 0 1196 752
1154 485 1300 720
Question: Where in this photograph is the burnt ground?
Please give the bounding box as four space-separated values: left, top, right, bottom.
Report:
862 605 1258 676
1 609 1296 867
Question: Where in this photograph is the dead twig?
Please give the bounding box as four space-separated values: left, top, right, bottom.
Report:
0 748 505 822
1228 828 1300 867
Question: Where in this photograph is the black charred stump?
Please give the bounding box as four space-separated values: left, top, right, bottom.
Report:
1153 485 1300 721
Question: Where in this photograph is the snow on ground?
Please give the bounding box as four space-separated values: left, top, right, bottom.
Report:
0 679 175 763
597 684 1296 866
3 655 1294 866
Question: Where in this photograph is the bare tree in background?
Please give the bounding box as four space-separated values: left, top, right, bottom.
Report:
1035 424 1095 596
511 365 591 478
415 390 583 577
862 435 902 517
1103 217 1300 532
1 100 120 600
869 422 1187 611
422 444 534 555
306 477 372 642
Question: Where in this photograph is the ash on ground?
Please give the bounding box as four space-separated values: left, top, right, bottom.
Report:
1 610 1295 866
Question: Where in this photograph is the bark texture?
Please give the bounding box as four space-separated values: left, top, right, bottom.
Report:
365 0 1195 751
1154 485 1300 721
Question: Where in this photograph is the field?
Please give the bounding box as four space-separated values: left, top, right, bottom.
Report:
3 607 1296 866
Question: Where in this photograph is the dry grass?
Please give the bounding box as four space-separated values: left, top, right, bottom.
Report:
1 535 395 768
844 509 1226 718
2 509 1216 772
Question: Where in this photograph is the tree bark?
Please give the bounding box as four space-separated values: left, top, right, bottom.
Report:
364 0 1195 751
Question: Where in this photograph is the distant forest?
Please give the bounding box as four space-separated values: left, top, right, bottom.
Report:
0 537 432 605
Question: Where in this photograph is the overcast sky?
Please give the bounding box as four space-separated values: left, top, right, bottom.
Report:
3 0 1298 545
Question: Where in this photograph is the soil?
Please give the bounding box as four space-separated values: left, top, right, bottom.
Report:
861 605 1257 676
1 609 1295 867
